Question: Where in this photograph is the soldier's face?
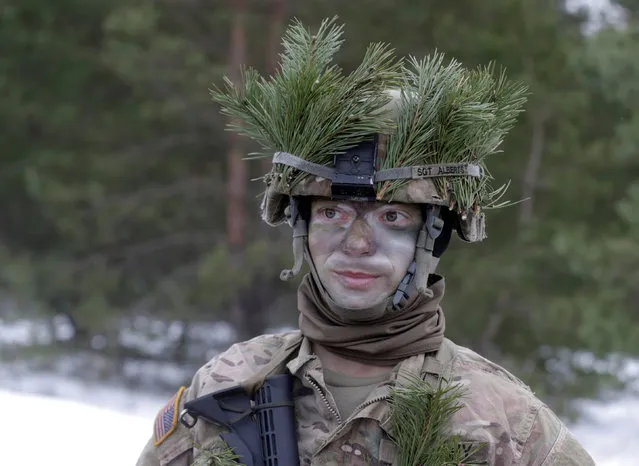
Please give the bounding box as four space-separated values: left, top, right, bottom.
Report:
308 198 422 310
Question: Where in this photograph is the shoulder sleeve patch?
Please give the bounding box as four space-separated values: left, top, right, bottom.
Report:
153 386 186 447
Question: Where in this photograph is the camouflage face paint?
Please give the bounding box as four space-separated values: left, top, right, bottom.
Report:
308 198 422 310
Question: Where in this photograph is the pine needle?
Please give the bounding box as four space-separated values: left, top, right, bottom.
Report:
389 375 481 466
381 55 528 211
192 442 243 466
211 17 403 190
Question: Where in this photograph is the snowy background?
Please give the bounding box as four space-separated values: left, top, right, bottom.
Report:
1 341 638 465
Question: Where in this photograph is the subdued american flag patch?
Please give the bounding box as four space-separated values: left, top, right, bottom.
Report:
153 386 186 446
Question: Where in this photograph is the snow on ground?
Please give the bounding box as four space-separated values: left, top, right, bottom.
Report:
570 394 639 465
0 389 152 466
1 384 638 465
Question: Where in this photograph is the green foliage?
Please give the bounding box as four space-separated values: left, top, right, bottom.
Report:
192 442 242 466
381 55 528 210
389 376 479 466
211 17 401 188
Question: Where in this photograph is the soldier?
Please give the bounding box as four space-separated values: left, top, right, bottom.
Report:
137 18 595 466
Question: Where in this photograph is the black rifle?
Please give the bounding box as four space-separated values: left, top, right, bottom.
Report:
179 374 300 466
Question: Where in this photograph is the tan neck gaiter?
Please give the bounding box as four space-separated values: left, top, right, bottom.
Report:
297 272 446 366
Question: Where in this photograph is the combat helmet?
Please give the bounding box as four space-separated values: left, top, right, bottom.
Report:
212 18 527 302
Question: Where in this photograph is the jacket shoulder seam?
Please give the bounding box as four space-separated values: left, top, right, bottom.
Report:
521 405 561 466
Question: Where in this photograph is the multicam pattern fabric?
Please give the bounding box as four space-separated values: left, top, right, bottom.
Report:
136 331 595 466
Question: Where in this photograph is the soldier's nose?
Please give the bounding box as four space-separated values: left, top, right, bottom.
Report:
342 218 375 256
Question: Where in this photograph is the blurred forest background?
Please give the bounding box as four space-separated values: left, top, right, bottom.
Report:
1 0 638 419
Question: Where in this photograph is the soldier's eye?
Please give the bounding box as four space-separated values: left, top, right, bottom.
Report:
379 209 414 227
314 205 351 223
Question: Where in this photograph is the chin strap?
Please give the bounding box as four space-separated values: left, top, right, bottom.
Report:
391 261 416 311
414 205 444 296
280 198 307 281
391 205 443 309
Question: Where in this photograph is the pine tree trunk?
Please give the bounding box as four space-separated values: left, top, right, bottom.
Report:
260 0 287 175
226 0 263 342
227 0 246 250
267 0 286 74
519 108 549 228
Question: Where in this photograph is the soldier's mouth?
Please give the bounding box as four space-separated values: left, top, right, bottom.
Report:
333 270 380 290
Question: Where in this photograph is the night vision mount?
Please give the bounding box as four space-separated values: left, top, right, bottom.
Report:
330 136 379 201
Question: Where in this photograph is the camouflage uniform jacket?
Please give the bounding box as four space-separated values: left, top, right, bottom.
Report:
136 331 595 466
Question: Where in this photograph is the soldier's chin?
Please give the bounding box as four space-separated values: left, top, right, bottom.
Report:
329 287 388 311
